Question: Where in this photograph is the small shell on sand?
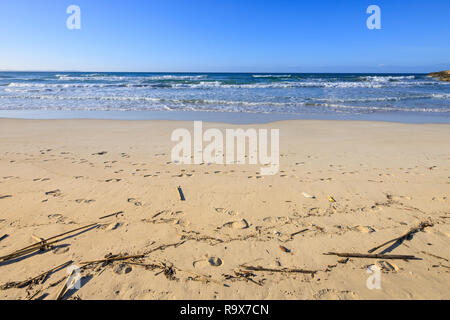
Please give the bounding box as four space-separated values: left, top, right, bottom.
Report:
302 192 316 199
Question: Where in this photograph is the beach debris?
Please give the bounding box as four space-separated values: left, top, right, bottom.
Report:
31 234 45 244
178 186 186 201
80 254 145 266
240 265 317 275
302 192 316 199
99 211 124 220
224 270 265 286
0 234 8 242
56 267 79 300
0 223 99 263
45 189 61 197
279 245 291 253
420 251 449 262
368 221 434 253
92 151 108 155
378 261 399 273
184 270 223 285
290 229 309 239
123 260 179 281
324 252 419 260
156 262 177 281
0 260 73 291
328 196 336 203
0 195 12 200
144 241 187 254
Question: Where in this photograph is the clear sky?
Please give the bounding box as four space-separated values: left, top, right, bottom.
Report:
0 0 449 73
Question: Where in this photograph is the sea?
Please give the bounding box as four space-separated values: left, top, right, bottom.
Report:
0 72 449 123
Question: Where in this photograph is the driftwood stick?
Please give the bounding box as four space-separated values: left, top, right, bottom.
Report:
290 229 309 238
368 222 433 253
240 265 317 274
0 234 8 242
34 223 99 245
124 261 161 270
178 186 186 201
0 260 73 290
0 242 54 262
31 234 44 243
80 254 145 265
0 223 99 262
99 211 124 220
324 252 418 260
56 269 77 300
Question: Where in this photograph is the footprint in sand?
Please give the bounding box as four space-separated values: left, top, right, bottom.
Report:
215 208 239 216
193 256 223 268
53 246 70 255
92 151 108 156
127 198 142 206
350 225 376 233
432 196 447 202
45 189 62 197
48 214 67 224
101 222 122 231
75 199 96 204
113 263 133 274
313 289 358 300
221 219 249 230
391 195 412 201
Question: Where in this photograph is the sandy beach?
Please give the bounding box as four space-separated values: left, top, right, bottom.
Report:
0 118 449 300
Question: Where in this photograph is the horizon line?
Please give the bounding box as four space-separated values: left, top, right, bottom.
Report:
0 70 437 74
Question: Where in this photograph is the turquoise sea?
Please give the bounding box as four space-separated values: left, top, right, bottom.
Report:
0 72 449 123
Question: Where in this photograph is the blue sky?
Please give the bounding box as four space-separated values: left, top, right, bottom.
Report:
0 0 449 73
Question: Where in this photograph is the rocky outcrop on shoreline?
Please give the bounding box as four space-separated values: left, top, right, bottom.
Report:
428 70 450 81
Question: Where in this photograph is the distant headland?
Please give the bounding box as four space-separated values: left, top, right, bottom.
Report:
428 70 450 81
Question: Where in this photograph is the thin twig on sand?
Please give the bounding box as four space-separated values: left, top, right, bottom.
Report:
80 254 145 265
0 223 99 263
324 252 418 260
0 260 73 290
368 221 433 253
99 211 124 220
240 265 317 275
56 269 77 300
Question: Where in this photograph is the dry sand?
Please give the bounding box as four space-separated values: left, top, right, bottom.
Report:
0 118 449 300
